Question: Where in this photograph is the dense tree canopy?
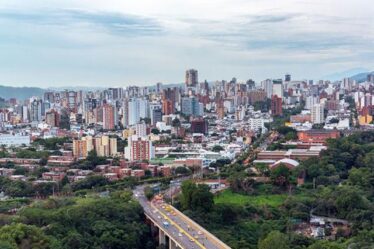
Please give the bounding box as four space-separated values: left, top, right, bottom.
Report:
0 191 155 249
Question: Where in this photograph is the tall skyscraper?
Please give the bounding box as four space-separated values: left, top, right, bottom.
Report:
185 69 198 87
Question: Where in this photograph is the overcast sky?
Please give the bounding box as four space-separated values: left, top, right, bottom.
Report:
0 0 373 87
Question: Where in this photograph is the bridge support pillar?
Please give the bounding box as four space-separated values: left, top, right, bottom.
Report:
169 239 177 249
159 229 166 246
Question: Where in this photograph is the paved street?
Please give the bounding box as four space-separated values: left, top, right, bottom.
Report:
134 185 231 249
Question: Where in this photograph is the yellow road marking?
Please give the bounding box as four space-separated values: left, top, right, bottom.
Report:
150 202 206 249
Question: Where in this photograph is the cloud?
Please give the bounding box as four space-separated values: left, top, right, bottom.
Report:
0 9 163 36
0 0 373 86
249 13 301 24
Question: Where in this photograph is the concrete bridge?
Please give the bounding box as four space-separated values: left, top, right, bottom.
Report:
134 185 231 249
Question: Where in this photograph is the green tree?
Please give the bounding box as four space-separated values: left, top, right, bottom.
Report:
172 118 181 127
180 181 214 212
212 145 224 152
0 223 54 249
175 166 191 175
151 128 160 135
180 180 197 210
270 165 291 187
144 186 154 200
71 175 110 191
307 240 344 249
258 231 290 249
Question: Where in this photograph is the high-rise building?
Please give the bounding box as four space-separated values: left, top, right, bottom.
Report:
67 91 78 112
311 103 325 124
22 106 29 123
162 88 177 114
127 98 149 126
30 99 43 122
285 74 291 82
181 96 203 116
342 78 353 91
246 79 256 90
102 104 116 130
216 101 225 119
162 99 173 115
84 136 94 153
45 109 59 127
109 138 118 156
156 82 163 93
271 95 282 116
150 105 162 125
306 96 319 110
367 73 374 83
73 139 87 158
272 80 284 99
261 79 273 98
125 135 154 161
185 69 198 87
108 88 123 100
135 122 147 137
248 90 266 105
44 92 55 103
190 118 208 134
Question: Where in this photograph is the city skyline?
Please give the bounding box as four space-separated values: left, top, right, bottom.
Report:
0 0 373 87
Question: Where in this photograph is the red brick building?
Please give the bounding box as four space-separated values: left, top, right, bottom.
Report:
271 95 283 116
297 129 340 144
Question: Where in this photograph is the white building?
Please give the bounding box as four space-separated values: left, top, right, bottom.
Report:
311 103 325 124
248 118 266 131
261 79 273 98
306 96 320 110
0 134 30 147
272 82 284 99
127 98 149 126
135 122 147 137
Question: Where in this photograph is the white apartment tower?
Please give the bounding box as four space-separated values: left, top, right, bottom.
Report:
311 103 325 124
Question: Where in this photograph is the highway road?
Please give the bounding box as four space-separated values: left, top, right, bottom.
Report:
134 185 231 249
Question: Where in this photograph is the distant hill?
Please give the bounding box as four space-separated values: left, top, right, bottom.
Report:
0 85 45 100
323 68 369 81
349 71 374 83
